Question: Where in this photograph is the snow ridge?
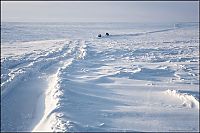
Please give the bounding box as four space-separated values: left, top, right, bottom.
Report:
33 40 88 132
164 89 199 109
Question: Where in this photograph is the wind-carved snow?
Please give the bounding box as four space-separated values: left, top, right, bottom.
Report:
33 40 88 132
1 22 199 132
1 39 69 98
164 89 199 109
1 38 88 131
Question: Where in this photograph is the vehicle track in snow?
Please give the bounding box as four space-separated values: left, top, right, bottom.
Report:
1 39 88 132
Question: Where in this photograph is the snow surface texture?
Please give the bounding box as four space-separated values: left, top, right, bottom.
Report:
1 22 199 132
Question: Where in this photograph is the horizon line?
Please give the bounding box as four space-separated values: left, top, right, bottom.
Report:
1 21 199 23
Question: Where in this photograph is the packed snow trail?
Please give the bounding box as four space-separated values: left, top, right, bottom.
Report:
33 40 88 131
1 22 199 132
1 39 88 131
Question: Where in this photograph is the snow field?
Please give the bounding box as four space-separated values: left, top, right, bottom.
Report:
1 23 199 132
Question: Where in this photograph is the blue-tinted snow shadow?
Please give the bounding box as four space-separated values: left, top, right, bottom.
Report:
51 78 136 132
178 90 199 101
1 77 47 132
109 67 175 82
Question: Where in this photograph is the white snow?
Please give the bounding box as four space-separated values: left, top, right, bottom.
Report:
1 22 199 132
164 89 199 109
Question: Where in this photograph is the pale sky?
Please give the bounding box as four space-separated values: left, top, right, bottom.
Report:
1 1 199 22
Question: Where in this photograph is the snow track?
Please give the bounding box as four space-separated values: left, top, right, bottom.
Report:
33 39 88 132
1 39 88 131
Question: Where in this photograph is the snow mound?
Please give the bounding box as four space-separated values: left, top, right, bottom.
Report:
164 89 199 109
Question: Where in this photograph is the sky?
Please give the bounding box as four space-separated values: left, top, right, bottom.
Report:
1 1 199 23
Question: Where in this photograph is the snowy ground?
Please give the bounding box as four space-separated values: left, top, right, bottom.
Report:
1 22 199 132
